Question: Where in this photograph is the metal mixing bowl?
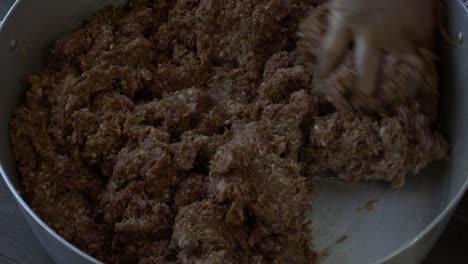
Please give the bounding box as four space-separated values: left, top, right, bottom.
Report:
1 0 467 263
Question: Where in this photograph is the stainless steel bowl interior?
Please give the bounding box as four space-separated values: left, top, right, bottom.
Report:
0 1 467 264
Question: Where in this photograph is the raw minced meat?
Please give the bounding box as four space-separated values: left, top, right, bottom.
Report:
298 4 448 187
9 0 447 263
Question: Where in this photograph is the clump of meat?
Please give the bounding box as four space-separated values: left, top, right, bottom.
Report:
304 110 448 187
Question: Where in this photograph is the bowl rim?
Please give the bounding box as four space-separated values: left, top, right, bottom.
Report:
0 1 103 263
1 1 467 264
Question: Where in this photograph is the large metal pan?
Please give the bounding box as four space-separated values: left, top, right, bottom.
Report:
1 0 467 263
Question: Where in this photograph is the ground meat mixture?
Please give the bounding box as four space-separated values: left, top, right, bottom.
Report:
9 0 447 263
297 4 448 187
298 4 441 119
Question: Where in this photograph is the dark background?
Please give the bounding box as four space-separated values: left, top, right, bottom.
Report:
424 197 468 263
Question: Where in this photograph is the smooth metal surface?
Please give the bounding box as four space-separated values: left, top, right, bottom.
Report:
0 0 467 264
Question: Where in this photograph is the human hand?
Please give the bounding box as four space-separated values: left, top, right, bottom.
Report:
315 0 434 95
